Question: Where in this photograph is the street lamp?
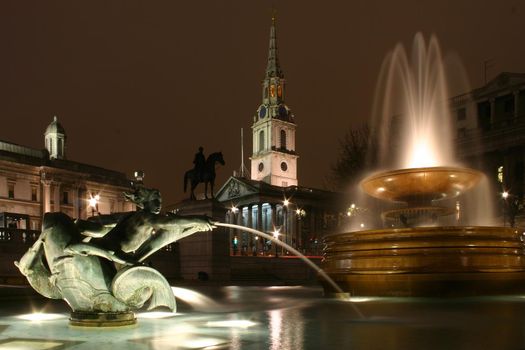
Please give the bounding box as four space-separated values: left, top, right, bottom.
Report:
272 228 280 257
502 191 509 226
89 193 100 217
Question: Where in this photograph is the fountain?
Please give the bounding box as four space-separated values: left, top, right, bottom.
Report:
322 34 525 297
15 186 214 326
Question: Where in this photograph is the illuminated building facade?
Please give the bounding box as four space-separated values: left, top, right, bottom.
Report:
0 116 134 282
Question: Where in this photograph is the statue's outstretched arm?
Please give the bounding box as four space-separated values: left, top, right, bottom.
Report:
136 215 214 262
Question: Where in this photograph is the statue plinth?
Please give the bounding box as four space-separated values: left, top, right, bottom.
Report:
69 311 136 327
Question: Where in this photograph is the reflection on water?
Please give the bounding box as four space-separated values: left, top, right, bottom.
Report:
269 308 304 350
4 286 525 349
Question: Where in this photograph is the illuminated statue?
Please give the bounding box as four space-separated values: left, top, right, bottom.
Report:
15 187 213 325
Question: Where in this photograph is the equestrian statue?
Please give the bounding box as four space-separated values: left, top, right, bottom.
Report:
184 147 225 200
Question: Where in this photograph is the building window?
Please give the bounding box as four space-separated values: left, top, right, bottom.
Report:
477 101 491 131
497 166 504 183
259 130 265 152
270 84 276 97
457 108 466 121
7 183 14 199
280 129 287 149
62 191 69 204
31 187 37 201
58 138 63 158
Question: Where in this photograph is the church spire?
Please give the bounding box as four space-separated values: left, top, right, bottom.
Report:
265 12 283 78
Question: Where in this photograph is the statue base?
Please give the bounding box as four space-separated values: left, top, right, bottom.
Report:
69 311 137 327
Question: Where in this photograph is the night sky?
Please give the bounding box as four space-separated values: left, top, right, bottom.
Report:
1 1 524 205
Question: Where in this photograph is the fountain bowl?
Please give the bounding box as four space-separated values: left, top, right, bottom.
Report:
360 166 483 203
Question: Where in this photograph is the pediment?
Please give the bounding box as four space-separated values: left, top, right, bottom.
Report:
216 177 258 202
474 72 525 97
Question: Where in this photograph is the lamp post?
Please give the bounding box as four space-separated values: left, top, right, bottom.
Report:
502 191 509 226
272 228 280 257
89 193 100 217
230 205 239 255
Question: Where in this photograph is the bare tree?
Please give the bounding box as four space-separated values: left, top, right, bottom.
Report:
329 124 376 191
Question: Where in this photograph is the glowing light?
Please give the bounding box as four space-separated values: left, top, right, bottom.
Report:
272 228 280 239
351 203 356 209
360 223 365 228
206 320 257 328
171 287 221 310
283 198 290 206
296 208 301 215
406 137 440 168
136 311 178 319
347 296 375 302
231 206 239 213
502 191 509 199
17 313 66 321
377 187 386 192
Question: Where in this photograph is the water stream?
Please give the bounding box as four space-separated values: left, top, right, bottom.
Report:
213 222 364 318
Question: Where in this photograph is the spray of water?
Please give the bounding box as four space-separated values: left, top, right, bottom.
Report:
213 222 364 318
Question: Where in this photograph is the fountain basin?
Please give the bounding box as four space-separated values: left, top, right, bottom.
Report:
361 167 483 203
322 226 525 296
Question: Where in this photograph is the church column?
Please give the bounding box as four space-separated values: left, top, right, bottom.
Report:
289 207 296 249
42 181 51 214
247 205 254 255
270 204 277 228
257 204 263 231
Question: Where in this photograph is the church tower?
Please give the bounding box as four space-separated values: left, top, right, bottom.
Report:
250 15 298 187
45 116 66 160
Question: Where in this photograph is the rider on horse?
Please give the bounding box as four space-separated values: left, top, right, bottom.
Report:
193 146 205 182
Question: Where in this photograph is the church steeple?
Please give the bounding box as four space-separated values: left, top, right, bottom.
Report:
250 13 298 188
265 14 283 79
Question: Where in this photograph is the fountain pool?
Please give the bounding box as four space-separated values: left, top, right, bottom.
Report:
2 284 525 349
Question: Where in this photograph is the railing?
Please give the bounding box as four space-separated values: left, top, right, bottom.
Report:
0 228 40 245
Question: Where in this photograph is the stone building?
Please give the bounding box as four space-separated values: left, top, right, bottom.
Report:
452 72 525 224
0 116 134 282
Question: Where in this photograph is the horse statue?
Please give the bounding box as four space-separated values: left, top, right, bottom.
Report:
184 151 225 200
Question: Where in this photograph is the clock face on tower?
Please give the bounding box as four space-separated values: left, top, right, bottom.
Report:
258 162 264 172
259 106 266 118
281 162 288 171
